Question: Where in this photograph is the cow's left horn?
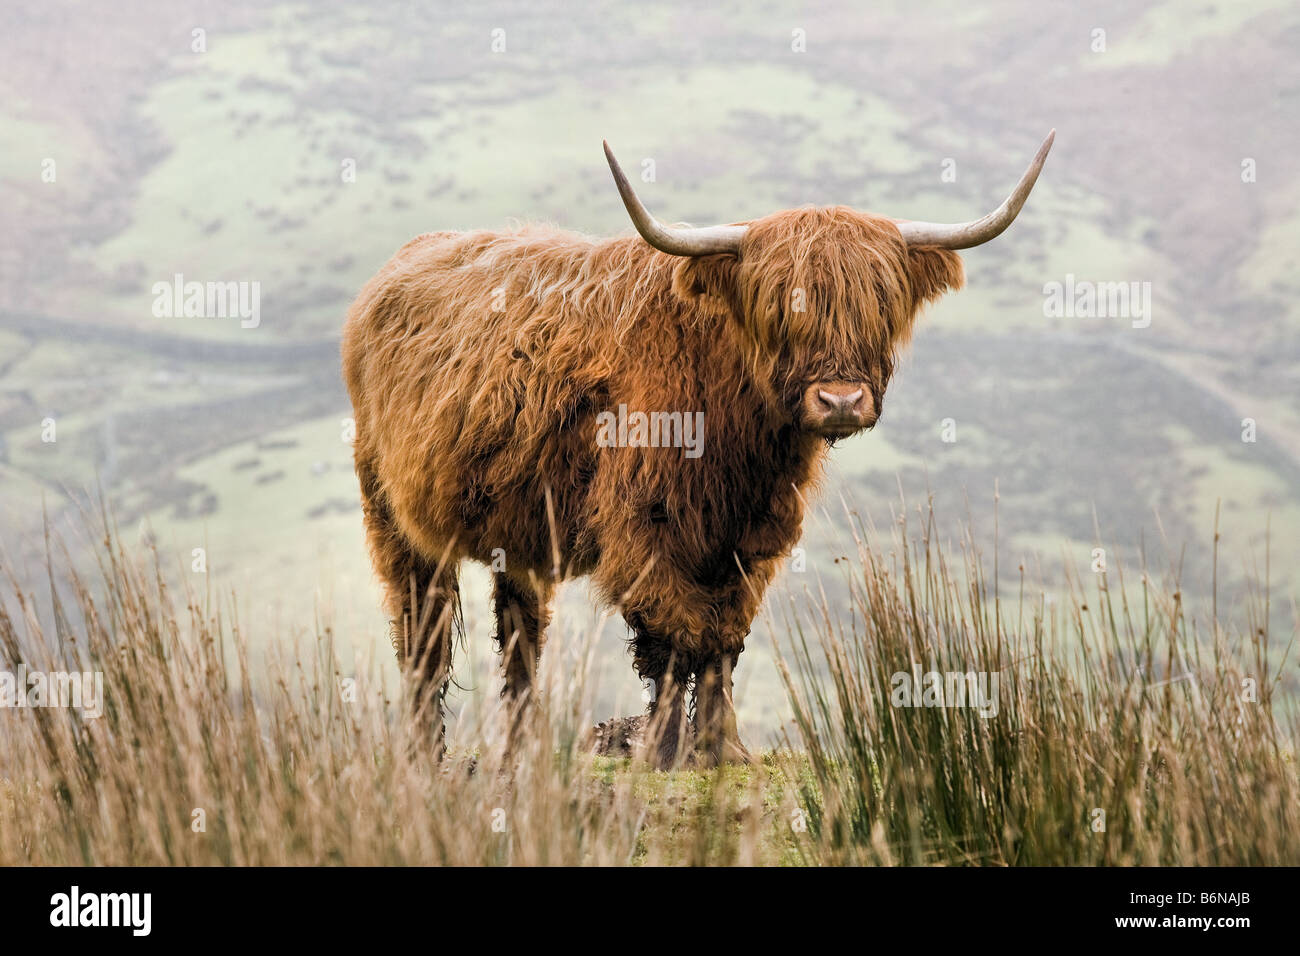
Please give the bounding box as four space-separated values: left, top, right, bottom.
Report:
896 129 1055 249
603 141 747 256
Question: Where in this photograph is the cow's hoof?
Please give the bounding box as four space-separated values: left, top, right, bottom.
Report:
646 732 695 771
692 738 755 768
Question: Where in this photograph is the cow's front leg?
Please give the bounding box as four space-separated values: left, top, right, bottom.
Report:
628 616 694 770
693 651 751 767
689 574 771 767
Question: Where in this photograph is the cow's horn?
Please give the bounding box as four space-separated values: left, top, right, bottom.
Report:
896 129 1055 249
603 141 747 256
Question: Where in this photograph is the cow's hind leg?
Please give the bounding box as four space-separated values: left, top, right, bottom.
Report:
628 616 693 769
395 549 460 758
359 466 459 759
492 571 553 743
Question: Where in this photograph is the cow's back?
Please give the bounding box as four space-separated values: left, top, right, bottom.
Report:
342 227 623 565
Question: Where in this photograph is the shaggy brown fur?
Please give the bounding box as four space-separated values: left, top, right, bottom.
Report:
342 206 964 767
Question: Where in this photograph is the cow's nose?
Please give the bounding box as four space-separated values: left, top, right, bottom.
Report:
816 387 865 415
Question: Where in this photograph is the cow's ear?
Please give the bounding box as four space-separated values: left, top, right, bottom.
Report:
672 255 741 315
906 247 965 310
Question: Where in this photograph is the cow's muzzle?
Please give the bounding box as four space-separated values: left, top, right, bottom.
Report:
801 382 876 438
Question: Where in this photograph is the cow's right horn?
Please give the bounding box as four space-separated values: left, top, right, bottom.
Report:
603 141 747 257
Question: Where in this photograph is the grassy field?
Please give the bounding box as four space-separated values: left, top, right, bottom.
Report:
1 0 1297 773
0 505 1294 866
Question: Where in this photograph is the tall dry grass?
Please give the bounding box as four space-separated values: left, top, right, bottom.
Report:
0 518 792 865
0 505 1295 865
776 503 1299 865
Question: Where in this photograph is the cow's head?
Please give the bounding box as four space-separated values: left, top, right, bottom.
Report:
604 132 1054 440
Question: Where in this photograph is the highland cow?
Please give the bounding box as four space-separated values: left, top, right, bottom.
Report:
342 131 1054 767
